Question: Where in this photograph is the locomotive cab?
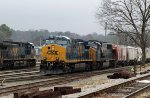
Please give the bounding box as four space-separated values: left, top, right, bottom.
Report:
40 36 71 74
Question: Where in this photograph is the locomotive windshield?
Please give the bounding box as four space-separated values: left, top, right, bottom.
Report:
55 37 68 48
45 36 55 44
45 36 70 47
46 39 55 44
57 40 67 45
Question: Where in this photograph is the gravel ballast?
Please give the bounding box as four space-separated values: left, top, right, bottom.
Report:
1 65 150 98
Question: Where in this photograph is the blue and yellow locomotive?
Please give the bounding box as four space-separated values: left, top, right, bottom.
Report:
0 41 36 69
40 36 105 74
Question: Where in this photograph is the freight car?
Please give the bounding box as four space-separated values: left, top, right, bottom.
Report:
40 36 150 75
102 43 128 67
0 41 36 69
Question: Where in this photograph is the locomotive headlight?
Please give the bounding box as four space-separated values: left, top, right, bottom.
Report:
52 45 55 50
56 57 59 60
56 57 59 62
43 57 47 60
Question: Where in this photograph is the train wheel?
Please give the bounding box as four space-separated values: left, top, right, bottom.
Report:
31 60 36 67
121 62 125 67
10 61 14 69
90 64 93 71
97 62 102 70
124 61 128 66
122 61 127 67
85 63 90 71
70 65 75 72
112 61 117 68
63 65 71 73
27 61 31 67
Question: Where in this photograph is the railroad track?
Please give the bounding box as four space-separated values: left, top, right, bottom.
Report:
79 72 150 98
0 71 41 82
123 82 150 98
0 63 145 83
0 66 132 83
0 65 39 75
0 66 132 96
0 65 40 83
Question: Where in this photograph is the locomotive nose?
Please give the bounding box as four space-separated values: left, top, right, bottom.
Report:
41 44 65 62
46 48 58 61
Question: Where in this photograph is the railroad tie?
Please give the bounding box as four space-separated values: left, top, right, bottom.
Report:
14 86 81 98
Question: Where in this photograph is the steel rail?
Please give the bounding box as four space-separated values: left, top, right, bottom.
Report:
0 66 39 74
124 83 150 98
0 66 131 83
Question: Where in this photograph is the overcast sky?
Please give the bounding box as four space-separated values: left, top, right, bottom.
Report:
0 0 104 35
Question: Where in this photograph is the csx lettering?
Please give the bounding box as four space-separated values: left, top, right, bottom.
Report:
47 50 58 55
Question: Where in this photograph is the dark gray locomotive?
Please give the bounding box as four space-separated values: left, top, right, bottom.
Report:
0 41 36 69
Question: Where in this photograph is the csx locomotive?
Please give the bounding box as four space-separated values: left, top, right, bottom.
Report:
0 41 36 69
40 36 150 75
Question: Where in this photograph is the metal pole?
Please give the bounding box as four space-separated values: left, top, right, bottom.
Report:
105 22 107 42
40 37 41 46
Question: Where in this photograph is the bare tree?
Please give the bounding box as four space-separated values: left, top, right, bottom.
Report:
97 0 150 66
